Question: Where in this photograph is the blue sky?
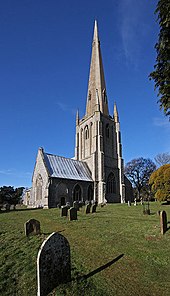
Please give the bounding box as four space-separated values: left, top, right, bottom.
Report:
0 0 169 188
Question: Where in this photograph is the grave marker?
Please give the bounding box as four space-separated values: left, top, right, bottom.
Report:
160 210 167 234
25 219 40 236
68 207 77 221
37 232 71 296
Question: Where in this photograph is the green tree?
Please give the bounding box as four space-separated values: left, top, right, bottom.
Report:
125 158 156 200
0 186 24 209
149 164 170 201
149 0 170 118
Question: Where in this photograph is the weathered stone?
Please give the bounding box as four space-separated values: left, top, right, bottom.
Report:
25 219 40 236
37 232 71 296
128 201 131 207
160 210 167 234
73 201 79 211
68 207 77 221
61 206 68 217
91 204 97 213
85 204 91 214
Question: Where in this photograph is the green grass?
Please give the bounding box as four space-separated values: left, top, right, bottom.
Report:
0 202 170 296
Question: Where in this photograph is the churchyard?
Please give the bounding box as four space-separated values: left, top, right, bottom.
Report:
0 202 170 296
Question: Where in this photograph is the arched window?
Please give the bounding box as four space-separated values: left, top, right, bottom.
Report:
87 184 93 201
106 173 116 194
36 174 43 201
85 125 89 140
106 124 109 138
73 184 82 201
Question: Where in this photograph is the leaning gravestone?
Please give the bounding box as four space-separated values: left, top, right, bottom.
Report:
160 210 167 234
68 207 77 221
85 204 91 214
37 232 71 296
24 219 40 236
61 205 68 217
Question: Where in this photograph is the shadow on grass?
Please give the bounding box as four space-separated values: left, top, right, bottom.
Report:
73 254 124 281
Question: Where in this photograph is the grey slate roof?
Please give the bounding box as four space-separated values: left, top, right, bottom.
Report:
43 152 93 182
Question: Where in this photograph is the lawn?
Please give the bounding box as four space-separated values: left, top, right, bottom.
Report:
0 202 170 296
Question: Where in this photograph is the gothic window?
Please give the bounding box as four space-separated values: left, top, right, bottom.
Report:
106 124 109 138
36 174 43 201
87 184 93 201
106 173 116 194
73 184 82 201
85 125 89 140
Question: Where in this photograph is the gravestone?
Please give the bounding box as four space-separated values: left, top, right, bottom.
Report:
91 204 96 213
25 219 40 236
73 201 79 211
134 198 137 206
61 205 68 217
160 210 167 234
37 232 71 296
68 207 77 221
85 204 91 214
128 201 131 207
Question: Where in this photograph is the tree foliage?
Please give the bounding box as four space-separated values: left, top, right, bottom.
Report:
149 164 170 201
125 158 156 199
0 186 24 209
154 152 170 166
149 0 170 118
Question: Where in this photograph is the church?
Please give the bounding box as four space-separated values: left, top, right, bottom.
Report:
28 21 133 208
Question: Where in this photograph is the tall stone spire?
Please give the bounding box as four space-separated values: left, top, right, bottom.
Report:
85 20 109 117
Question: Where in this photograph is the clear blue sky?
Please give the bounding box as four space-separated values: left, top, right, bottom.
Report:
0 0 169 188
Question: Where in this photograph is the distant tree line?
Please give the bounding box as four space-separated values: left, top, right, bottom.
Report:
0 186 24 210
125 153 170 202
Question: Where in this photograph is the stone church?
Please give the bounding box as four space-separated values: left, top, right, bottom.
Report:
29 21 133 208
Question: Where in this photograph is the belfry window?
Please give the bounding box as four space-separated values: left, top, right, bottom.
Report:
106 173 116 194
85 125 89 140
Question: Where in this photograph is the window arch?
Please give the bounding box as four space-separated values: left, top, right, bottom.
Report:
36 174 43 201
85 125 89 140
106 173 116 194
73 184 82 201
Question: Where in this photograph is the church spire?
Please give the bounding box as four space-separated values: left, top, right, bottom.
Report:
85 20 109 117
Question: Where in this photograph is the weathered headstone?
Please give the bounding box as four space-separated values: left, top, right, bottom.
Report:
73 201 79 211
68 207 77 221
85 204 91 214
128 201 131 207
25 219 40 236
160 210 167 234
61 205 68 217
37 232 71 296
91 204 97 213
134 199 137 206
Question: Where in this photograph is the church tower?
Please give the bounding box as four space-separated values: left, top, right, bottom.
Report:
75 21 125 203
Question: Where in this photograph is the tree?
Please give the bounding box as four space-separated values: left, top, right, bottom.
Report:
149 0 170 118
124 158 156 200
149 164 170 201
154 152 170 166
0 186 24 209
